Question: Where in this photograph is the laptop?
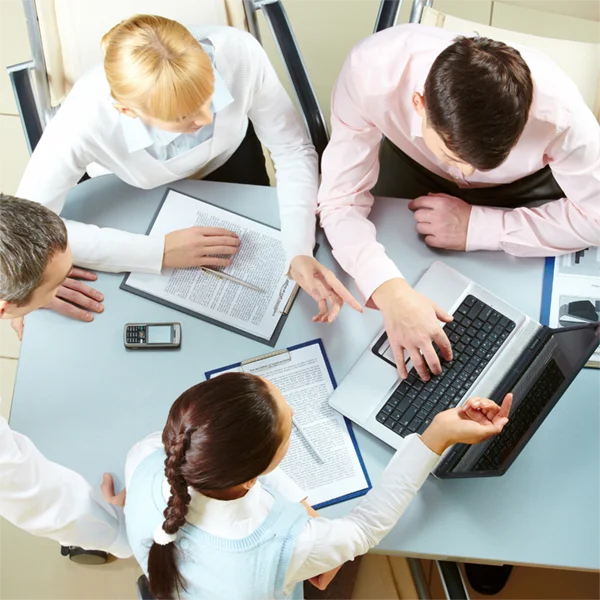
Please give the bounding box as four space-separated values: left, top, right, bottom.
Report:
329 261 600 478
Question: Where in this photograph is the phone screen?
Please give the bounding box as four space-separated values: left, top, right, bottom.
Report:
146 325 172 344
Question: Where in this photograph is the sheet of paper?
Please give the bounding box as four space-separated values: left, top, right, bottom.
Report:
125 190 295 340
548 248 600 367
211 343 370 507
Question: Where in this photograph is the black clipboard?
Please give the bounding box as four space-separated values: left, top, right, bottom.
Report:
120 188 315 346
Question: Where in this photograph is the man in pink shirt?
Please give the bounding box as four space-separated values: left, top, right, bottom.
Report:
318 24 600 382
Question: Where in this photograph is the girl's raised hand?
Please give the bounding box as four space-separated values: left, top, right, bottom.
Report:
421 394 512 455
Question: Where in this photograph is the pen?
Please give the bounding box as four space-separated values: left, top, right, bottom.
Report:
200 267 265 293
292 417 325 464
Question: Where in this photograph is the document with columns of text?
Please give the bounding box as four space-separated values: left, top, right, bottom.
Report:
206 339 371 509
121 189 298 346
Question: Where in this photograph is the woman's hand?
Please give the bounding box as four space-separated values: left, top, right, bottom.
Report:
308 565 343 591
300 499 343 590
289 256 363 323
163 226 240 269
421 394 513 455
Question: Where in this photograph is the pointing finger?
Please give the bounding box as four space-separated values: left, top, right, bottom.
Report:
322 270 363 312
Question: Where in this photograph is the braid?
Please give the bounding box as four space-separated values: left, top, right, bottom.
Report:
147 372 283 598
162 428 194 535
148 427 195 599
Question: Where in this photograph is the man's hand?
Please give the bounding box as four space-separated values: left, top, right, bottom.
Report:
289 256 363 324
372 278 452 381
46 268 105 322
408 193 472 251
10 318 24 341
10 268 103 336
421 394 513 455
100 473 126 507
163 226 240 269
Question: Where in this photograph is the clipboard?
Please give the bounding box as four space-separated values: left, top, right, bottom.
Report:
540 257 555 326
120 188 317 347
205 339 372 510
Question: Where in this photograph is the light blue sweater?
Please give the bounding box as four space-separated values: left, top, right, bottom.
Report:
125 450 309 599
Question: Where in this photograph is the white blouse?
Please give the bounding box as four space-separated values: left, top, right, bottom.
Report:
126 431 439 595
17 26 318 274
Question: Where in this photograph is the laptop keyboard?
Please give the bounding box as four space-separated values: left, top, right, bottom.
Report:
471 359 565 472
375 295 516 437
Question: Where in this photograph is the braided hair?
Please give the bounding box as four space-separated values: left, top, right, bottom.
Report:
147 373 283 598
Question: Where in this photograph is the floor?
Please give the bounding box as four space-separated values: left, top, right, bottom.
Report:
1 0 599 598
424 561 600 600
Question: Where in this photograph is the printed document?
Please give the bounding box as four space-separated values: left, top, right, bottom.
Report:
209 342 370 507
547 248 599 367
125 190 296 341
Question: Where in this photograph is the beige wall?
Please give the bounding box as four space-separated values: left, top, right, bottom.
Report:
498 0 600 21
258 0 599 129
0 0 31 196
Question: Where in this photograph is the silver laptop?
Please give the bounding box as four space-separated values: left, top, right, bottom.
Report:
329 261 599 478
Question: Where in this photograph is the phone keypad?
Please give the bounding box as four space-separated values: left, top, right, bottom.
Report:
126 326 146 344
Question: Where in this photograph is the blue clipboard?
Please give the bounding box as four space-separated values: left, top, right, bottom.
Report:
205 338 372 509
540 257 556 325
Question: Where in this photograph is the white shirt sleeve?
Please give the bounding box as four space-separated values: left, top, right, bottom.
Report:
284 435 439 593
125 433 308 503
260 468 307 504
0 415 131 557
243 33 319 266
16 95 165 275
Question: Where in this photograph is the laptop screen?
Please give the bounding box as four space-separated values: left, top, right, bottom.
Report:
446 323 599 477
553 322 600 371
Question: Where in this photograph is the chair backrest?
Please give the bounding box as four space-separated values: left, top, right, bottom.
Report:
33 0 244 107
420 6 600 122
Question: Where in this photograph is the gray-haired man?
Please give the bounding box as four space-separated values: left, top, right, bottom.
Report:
0 194 314 566
0 193 129 556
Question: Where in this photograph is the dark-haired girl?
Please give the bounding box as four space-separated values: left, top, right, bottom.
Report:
125 372 511 599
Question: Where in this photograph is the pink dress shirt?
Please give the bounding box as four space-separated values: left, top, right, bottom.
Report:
318 24 600 302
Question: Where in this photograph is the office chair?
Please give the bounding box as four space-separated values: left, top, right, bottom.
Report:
136 575 153 600
374 0 599 120
7 0 328 161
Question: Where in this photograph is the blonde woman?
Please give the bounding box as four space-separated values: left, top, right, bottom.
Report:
16 15 360 331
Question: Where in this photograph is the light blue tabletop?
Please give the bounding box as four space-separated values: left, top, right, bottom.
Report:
10 176 599 571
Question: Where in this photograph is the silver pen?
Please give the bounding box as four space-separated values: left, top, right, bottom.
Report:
293 417 325 464
200 267 265 293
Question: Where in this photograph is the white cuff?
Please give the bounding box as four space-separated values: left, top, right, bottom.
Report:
260 467 307 503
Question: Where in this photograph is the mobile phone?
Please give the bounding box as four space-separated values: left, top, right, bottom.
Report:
124 322 181 350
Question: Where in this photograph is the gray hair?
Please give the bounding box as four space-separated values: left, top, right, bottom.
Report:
0 193 68 306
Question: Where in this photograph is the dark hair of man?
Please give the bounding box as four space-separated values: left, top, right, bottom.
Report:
423 36 533 171
0 193 68 305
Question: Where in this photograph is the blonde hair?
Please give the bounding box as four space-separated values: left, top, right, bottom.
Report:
102 14 214 121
